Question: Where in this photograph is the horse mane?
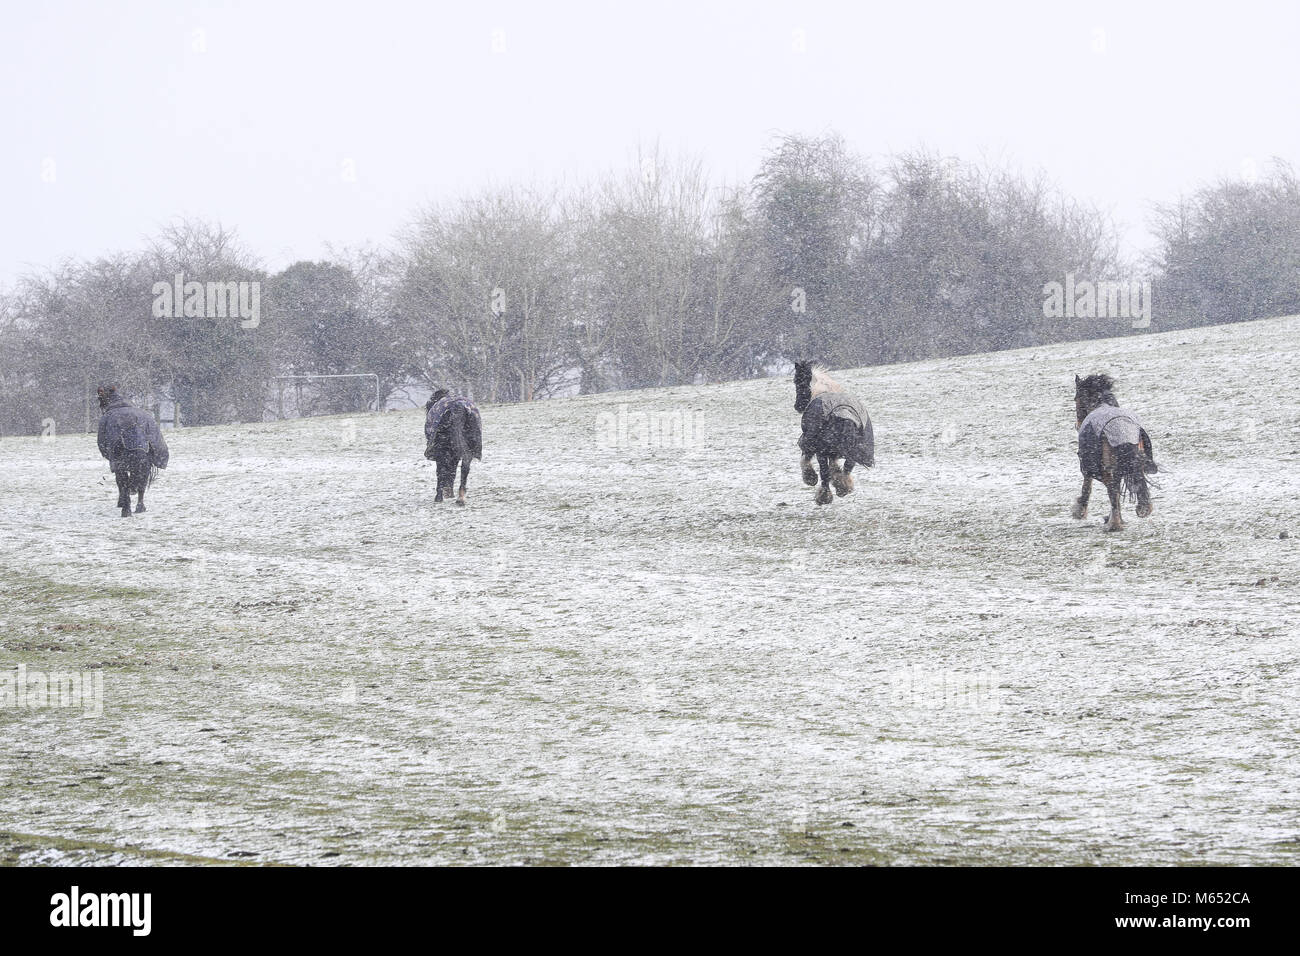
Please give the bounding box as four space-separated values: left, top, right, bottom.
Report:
1078 373 1118 407
811 366 844 398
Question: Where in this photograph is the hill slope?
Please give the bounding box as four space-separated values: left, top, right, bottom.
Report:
1 315 1298 864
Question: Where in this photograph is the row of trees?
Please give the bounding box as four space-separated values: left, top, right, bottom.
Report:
1150 165 1300 326
2 136 1297 435
0 224 400 435
391 140 1128 400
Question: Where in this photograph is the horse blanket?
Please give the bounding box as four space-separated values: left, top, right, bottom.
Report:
424 396 483 463
799 393 874 468
1078 405 1156 479
97 396 169 474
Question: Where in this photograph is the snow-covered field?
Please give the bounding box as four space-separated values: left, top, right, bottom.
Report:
2 316 1298 866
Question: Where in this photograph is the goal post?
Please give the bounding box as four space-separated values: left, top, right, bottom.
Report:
272 373 381 419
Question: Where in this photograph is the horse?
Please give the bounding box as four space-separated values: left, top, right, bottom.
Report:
424 388 483 505
95 384 169 517
1072 373 1158 532
793 361 875 506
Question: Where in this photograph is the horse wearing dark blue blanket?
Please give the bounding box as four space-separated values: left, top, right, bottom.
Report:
424 388 482 505
96 385 169 517
793 362 875 506
1073 373 1158 532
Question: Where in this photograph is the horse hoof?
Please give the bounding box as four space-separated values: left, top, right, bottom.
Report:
455 498 466 507
815 486 833 506
801 467 818 487
120 508 132 518
1136 502 1153 518
832 473 854 497
1070 502 1087 520
135 503 146 514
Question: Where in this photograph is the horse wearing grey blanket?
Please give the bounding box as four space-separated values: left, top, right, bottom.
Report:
793 362 875 506
96 384 169 518
1073 373 1158 532
424 388 482 505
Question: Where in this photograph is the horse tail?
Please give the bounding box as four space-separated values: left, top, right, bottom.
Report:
1115 442 1156 503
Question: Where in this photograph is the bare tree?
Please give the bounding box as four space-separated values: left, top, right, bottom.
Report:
396 186 573 402
1150 160 1300 327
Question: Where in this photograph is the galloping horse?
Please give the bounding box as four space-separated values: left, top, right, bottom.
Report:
1072 373 1158 532
96 384 169 517
424 387 483 505
793 362 875 506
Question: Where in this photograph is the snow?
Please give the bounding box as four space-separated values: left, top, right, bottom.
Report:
1 315 1298 864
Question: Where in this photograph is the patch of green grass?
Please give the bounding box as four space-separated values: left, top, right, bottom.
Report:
0 830 253 867
0 575 155 605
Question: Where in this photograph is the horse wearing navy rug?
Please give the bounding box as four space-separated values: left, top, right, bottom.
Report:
96 384 169 517
793 362 874 506
424 388 483 505
1073 373 1158 532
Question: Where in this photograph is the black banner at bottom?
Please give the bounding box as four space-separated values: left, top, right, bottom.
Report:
0 865 1285 943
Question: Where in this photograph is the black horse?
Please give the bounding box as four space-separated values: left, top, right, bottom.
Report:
793 362 875 506
1073 373 1158 531
95 384 169 517
424 388 483 505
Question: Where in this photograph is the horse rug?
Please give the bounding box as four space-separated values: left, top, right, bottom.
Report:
1078 405 1155 478
97 397 170 473
424 396 483 463
799 393 875 468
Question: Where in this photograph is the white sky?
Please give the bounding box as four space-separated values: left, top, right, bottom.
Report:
3 0 1298 284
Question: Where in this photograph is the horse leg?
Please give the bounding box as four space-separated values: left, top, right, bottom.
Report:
800 454 818 486
115 469 131 517
831 458 854 497
434 457 450 503
1133 444 1154 518
456 460 470 506
814 454 834 505
1103 476 1124 531
1135 482 1153 517
134 461 147 513
1072 476 1092 519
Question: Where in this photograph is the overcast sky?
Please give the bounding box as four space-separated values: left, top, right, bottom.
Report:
4 0 1297 285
